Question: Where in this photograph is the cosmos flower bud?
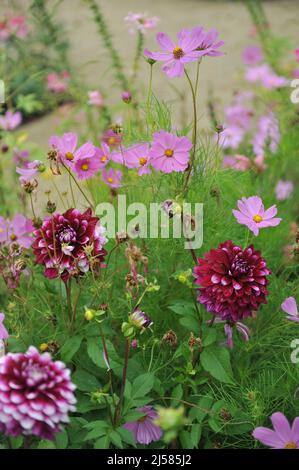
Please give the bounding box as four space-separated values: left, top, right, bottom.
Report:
145 57 156 65
121 91 132 104
46 200 56 214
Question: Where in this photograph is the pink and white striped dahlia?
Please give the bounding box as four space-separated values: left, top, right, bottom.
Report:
0 346 76 440
32 208 107 281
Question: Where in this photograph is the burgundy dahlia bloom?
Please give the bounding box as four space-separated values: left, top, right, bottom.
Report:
32 208 107 281
0 346 76 440
193 240 270 321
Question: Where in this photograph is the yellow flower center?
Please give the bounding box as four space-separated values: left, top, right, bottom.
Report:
164 148 174 158
10 234 17 241
65 151 74 161
107 177 113 183
284 441 296 449
253 214 263 223
101 155 107 162
108 137 116 146
81 163 89 171
138 416 147 423
139 157 147 166
173 46 184 59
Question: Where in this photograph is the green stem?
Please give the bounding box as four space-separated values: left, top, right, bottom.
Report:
146 63 153 129
114 339 130 424
61 162 95 210
182 69 198 194
132 31 144 85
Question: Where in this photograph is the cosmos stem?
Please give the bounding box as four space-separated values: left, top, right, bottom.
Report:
182 68 198 194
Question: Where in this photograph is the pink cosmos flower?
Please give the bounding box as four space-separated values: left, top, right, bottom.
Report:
49 132 96 168
124 406 162 445
47 71 70 93
253 155 267 173
13 149 30 167
0 346 76 440
102 168 122 188
293 69 299 78
275 180 294 201
218 126 245 150
144 27 208 78
8 214 34 249
0 111 22 131
242 46 263 65
281 297 299 323
123 143 152 175
253 412 299 449
124 12 159 35
95 143 111 169
16 160 43 183
0 313 8 340
0 217 7 244
87 90 104 107
295 49 299 63
233 196 282 236
102 129 122 149
223 154 251 171
121 91 132 103
73 150 102 180
149 130 192 173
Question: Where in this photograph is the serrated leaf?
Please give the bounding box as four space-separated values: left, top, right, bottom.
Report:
117 427 136 448
190 424 202 447
87 337 102 367
179 430 194 449
110 430 123 448
94 435 110 449
202 328 217 347
200 346 234 384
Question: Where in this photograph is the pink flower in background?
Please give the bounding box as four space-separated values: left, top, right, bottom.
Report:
124 143 152 175
125 12 159 34
13 149 30 167
253 155 267 172
218 126 245 149
95 143 111 169
0 313 8 340
150 130 192 173
73 152 102 180
281 297 299 323
252 112 280 158
87 90 104 107
102 128 122 149
102 168 122 188
225 104 252 130
242 46 263 65
295 49 299 63
275 180 294 201
7 214 34 249
144 27 208 78
0 111 22 131
0 217 7 244
8 16 29 39
47 71 70 93
253 412 299 449
223 154 251 171
121 91 132 103
124 406 162 444
233 196 281 236
16 160 43 183
49 132 96 168
293 69 299 78
245 63 288 89
0 347 76 440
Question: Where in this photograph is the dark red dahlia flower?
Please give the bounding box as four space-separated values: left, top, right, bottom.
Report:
32 208 107 281
0 347 76 440
193 240 270 321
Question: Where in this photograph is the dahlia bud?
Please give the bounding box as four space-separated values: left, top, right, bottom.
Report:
121 91 132 104
46 200 56 214
188 332 202 352
1 144 9 153
161 330 178 348
84 308 95 321
131 339 138 349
